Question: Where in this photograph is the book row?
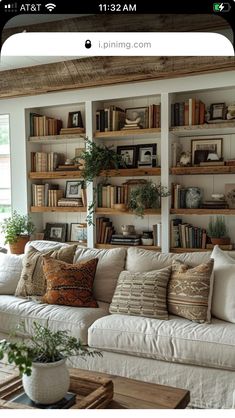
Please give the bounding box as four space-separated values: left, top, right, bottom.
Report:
171 98 205 127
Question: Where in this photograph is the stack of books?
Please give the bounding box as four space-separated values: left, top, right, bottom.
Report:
96 217 115 244
111 234 141 246
30 113 62 136
122 122 142 130
57 198 83 207
56 164 80 171
171 98 206 127
201 200 229 209
60 127 85 135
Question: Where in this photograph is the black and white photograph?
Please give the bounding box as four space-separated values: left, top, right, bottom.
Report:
191 138 223 165
209 103 226 121
65 181 83 199
67 111 83 128
44 223 68 242
117 145 137 168
137 143 157 167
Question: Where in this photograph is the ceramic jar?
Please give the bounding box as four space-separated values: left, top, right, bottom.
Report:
141 231 153 246
185 187 202 209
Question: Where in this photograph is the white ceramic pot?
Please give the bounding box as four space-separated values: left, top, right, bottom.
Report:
22 358 70 405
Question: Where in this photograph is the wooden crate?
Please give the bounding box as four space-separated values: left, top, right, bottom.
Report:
0 371 113 409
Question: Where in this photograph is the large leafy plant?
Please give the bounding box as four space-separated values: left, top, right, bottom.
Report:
129 181 171 217
1 210 35 244
0 321 101 376
207 216 227 238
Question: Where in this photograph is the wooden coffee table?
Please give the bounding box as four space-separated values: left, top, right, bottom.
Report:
0 364 190 409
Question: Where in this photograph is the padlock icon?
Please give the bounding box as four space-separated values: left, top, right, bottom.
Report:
85 40 92 49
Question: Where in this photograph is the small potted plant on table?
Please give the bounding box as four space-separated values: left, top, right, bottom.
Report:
207 216 231 246
0 321 101 405
1 210 35 254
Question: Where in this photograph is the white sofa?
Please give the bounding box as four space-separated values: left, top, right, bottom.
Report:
0 240 235 409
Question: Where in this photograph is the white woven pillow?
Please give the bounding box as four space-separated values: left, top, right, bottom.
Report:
0 253 24 294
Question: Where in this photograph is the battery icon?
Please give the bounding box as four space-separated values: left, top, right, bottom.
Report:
213 3 231 12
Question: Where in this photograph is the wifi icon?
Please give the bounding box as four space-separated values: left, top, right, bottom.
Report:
45 3 56 12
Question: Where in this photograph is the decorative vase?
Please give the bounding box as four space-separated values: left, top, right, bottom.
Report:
185 187 202 209
22 359 70 405
141 231 153 246
9 235 30 255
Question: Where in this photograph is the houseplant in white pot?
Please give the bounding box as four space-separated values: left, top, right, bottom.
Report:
1 210 35 254
0 321 101 405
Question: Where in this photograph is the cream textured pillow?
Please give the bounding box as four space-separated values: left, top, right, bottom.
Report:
168 259 214 323
0 253 24 294
211 245 235 322
109 267 172 320
15 245 77 297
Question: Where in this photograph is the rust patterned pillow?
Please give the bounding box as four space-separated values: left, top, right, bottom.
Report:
42 257 98 307
168 259 214 323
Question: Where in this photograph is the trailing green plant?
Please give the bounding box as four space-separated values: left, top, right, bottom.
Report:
1 210 35 245
128 181 171 217
0 321 102 376
76 139 124 225
207 216 228 238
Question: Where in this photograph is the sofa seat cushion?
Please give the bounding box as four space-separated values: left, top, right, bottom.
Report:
88 314 235 371
0 295 109 345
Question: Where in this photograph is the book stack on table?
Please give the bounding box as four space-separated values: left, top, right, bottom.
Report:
111 234 141 246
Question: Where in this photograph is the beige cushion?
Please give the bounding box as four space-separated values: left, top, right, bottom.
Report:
0 295 109 345
211 245 235 323
110 268 171 319
0 254 24 294
15 245 77 297
74 248 127 303
126 247 211 272
88 314 235 371
168 259 214 323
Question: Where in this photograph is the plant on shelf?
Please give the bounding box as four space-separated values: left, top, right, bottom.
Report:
128 180 171 217
207 216 230 245
0 321 101 405
77 139 124 225
1 210 35 254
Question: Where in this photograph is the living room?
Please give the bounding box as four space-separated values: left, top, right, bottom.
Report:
0 6 235 413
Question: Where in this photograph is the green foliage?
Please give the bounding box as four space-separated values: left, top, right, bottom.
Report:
79 138 123 183
0 321 102 376
0 125 9 146
1 210 35 244
207 216 228 238
0 206 11 214
129 181 171 217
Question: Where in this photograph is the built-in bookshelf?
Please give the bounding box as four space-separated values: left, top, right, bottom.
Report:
12 70 235 250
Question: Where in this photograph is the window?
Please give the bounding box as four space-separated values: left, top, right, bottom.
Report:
0 115 11 246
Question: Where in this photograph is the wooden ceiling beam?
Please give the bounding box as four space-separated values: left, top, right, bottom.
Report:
0 56 235 99
2 14 230 43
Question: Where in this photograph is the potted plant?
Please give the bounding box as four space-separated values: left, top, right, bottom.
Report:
1 210 35 254
0 321 101 405
128 181 171 217
207 216 230 245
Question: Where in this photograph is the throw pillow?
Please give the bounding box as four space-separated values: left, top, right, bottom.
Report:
42 257 98 308
0 253 24 294
210 245 235 323
109 267 172 319
15 245 77 297
168 259 214 323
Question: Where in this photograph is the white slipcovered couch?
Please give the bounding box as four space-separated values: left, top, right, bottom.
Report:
0 240 235 409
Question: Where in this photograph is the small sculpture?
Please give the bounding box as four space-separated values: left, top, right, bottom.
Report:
227 104 235 120
179 151 191 166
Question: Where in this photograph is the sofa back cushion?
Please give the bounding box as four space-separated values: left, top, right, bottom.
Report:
0 253 24 294
74 248 127 303
110 267 172 319
126 247 211 272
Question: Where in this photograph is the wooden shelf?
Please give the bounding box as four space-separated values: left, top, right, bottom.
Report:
31 206 87 213
95 208 161 215
171 166 235 175
28 134 85 144
171 248 211 253
170 121 235 137
29 171 83 180
170 209 235 215
95 244 161 251
94 128 161 139
99 168 161 177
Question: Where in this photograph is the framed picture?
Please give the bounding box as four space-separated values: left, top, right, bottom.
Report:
67 111 83 128
65 181 83 199
125 107 149 128
44 223 67 242
209 103 226 121
191 138 223 165
137 143 157 167
70 223 87 242
117 145 137 168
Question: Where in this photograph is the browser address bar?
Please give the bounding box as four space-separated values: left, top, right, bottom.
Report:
2 32 234 56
